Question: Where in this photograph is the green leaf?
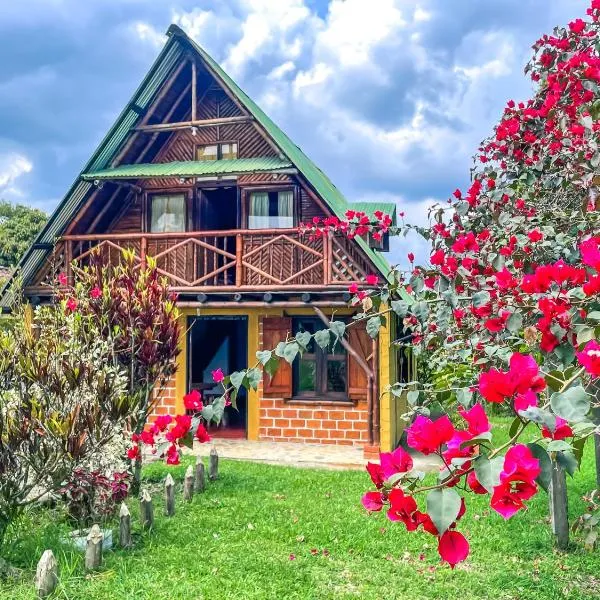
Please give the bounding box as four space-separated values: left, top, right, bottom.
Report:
295 331 312 350
411 301 429 322
366 316 382 339
506 312 523 334
576 325 596 346
256 350 272 365
282 342 300 365
556 451 578 477
550 385 590 422
264 356 280 378
229 371 245 390
473 455 505 493
426 488 462 535
409 275 424 294
472 290 490 308
246 367 262 391
508 416 521 439
527 443 552 491
456 388 473 408
407 390 421 406
459 431 492 450
201 404 214 422
547 440 573 453
211 396 226 422
314 329 331 349
581 114 594 129
518 406 556 430
329 321 346 339
586 311 600 321
391 300 409 317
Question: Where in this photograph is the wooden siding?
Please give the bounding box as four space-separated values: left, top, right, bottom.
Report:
110 198 142 233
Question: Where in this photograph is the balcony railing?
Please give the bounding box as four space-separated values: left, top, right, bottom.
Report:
50 229 372 291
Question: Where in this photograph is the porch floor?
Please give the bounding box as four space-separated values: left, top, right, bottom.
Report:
190 439 440 471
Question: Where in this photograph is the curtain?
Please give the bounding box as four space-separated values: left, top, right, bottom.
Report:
151 194 185 232
277 191 294 228
249 192 269 229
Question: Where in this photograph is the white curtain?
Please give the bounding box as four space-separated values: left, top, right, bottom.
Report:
151 194 185 232
277 191 294 228
248 192 270 229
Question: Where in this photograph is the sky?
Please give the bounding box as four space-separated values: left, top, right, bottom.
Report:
0 0 589 263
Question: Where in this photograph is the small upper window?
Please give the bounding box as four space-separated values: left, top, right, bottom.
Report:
150 194 186 233
248 190 294 229
196 142 238 161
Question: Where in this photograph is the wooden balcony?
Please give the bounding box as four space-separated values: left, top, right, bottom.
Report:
50 229 372 292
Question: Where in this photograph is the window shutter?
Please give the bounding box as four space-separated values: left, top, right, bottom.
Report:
262 316 293 397
347 323 372 400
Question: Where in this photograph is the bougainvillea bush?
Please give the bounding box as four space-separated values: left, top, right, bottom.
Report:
211 2 600 568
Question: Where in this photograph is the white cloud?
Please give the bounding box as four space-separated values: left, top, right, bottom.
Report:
0 153 33 198
132 21 165 48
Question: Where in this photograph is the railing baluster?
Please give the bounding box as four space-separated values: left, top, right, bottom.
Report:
140 236 147 271
235 234 242 287
64 240 73 285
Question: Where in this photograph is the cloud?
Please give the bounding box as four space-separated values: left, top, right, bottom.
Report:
0 153 33 199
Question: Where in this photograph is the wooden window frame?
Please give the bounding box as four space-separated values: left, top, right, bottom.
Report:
145 189 192 233
242 185 299 229
193 140 239 161
291 317 349 402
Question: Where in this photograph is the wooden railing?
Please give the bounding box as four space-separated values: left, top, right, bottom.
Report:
53 229 371 291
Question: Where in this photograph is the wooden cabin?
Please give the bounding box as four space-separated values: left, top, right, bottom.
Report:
1 25 410 455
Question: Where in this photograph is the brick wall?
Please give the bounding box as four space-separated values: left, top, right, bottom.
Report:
151 374 178 416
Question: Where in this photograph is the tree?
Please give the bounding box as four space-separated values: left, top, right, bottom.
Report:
0 201 47 268
215 1 600 567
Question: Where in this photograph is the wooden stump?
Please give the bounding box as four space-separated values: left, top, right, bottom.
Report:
140 488 154 530
549 460 569 550
164 473 175 516
184 465 194 502
35 550 58 598
119 502 132 548
194 457 206 493
209 447 219 481
85 524 103 571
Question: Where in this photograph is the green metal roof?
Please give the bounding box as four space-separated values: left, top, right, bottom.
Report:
83 158 293 180
347 202 398 226
173 26 394 278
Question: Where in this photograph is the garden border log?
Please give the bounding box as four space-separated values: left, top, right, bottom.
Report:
209 447 219 481
119 502 132 548
140 488 154 530
549 460 569 550
35 549 58 598
164 473 176 516
184 465 194 501
194 456 206 493
85 524 103 570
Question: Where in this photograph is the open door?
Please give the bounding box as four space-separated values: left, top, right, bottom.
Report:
187 315 248 438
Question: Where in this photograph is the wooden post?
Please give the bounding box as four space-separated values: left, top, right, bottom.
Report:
35 550 58 598
235 234 243 287
119 502 132 548
194 456 206 493
140 488 154 530
183 465 195 502
549 460 569 550
64 239 73 285
140 235 148 271
85 524 103 571
209 447 219 481
164 473 175 516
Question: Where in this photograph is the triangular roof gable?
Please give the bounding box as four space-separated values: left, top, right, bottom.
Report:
1 25 392 306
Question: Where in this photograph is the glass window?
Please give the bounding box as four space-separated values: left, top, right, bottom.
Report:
221 142 238 160
292 317 347 400
248 190 294 229
196 144 218 161
150 194 186 233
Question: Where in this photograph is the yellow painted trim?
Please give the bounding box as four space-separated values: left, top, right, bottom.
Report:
247 312 259 440
174 313 188 414
378 305 393 452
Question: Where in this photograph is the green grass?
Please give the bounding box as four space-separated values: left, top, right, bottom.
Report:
0 420 598 599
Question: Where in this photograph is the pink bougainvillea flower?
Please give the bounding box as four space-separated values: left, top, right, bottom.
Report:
212 368 225 383
195 423 211 443
408 252 415 263
90 286 102 299
166 444 180 465
166 414 192 442
442 430 475 463
362 491 384 512
127 445 140 460
458 403 490 436
183 389 203 411
140 430 155 446
386 488 420 530
577 340 600 377
490 483 525 519
65 297 78 313
365 274 379 286
57 272 68 286
513 391 537 413
406 415 455 455
580 236 600 271
366 462 385 489
437 530 469 568
153 414 173 432
466 471 488 494
380 446 414 479
542 416 573 440
501 444 540 483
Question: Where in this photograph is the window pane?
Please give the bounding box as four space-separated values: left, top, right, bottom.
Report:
150 194 185 233
221 142 238 160
248 192 270 229
276 191 294 228
249 190 294 229
327 358 346 392
298 359 316 392
196 144 218 161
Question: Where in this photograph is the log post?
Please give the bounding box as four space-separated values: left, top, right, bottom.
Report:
64 239 73 285
209 447 219 481
85 524 103 571
35 550 58 598
119 502 132 548
549 459 569 550
235 234 243 287
140 488 154 530
194 456 206 493
140 235 148 271
184 465 194 502
164 473 175 516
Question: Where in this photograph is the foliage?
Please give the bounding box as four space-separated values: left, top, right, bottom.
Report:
0 302 130 548
0 201 46 268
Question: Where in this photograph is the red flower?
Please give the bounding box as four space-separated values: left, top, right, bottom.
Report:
57 272 68 286
127 445 140 460
569 18 586 34
365 274 379 286
527 229 543 242
140 430 155 446
577 340 600 376
580 237 600 270
458 403 490 436
466 471 487 494
407 252 415 263
90 286 102 299
153 414 173 432
195 423 211 443
430 249 445 265
453 189 462 199
406 415 455 455
166 444 180 465
183 389 203 411
542 416 573 440
387 488 420 530
362 491 384 512
366 462 385 488
65 297 78 313
380 446 413 479
437 530 469 568
212 368 225 383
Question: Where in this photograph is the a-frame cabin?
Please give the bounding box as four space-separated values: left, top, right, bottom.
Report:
1 25 410 455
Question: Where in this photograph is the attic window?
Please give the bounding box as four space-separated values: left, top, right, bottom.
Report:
196 142 238 161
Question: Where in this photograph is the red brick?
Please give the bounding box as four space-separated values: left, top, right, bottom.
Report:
282 428 297 438
353 421 368 431
290 419 305 428
275 419 290 427
267 428 281 437
322 420 336 429
329 410 345 420
346 430 361 440
306 419 321 429
314 429 329 439
282 409 298 418
260 418 274 428
337 421 353 430
298 410 313 419
313 410 328 419
345 411 360 420
330 430 345 439
298 429 313 438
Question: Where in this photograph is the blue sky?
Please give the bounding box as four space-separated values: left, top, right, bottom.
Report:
0 0 589 262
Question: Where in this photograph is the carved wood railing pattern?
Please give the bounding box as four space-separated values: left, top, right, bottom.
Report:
43 229 375 292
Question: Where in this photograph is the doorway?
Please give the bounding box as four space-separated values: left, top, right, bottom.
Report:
187 315 248 438
198 187 238 230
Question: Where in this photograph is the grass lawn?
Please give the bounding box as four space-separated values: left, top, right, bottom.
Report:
0 419 598 599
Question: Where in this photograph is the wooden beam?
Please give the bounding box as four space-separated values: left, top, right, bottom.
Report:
134 116 252 133
86 186 123 233
191 60 197 122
